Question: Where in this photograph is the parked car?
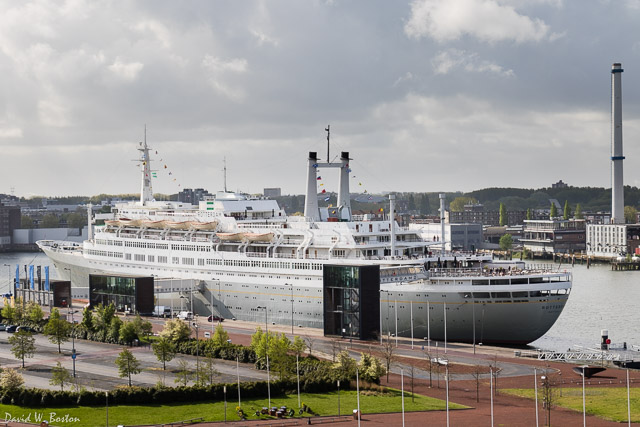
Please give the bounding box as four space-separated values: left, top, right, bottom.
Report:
208 315 224 322
16 326 36 334
0 325 6 331
6 325 17 333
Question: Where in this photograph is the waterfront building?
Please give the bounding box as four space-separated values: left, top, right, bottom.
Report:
409 222 483 251
586 224 640 259
521 219 586 255
449 203 527 226
178 188 212 204
0 202 21 251
263 188 282 198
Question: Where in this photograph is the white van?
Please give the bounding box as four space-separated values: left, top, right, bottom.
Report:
177 311 193 320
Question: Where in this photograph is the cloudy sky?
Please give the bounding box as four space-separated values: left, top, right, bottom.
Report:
1 0 640 198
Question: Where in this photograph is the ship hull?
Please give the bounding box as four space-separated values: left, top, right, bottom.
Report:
40 244 569 345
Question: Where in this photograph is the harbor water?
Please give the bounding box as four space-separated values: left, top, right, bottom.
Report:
0 252 637 352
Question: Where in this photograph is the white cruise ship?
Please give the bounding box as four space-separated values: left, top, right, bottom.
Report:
37 139 572 344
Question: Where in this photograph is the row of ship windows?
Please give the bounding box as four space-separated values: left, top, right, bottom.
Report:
91 250 324 271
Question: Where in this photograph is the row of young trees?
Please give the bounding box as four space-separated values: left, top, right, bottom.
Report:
2 300 387 392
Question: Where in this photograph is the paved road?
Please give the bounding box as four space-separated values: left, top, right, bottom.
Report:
0 330 267 391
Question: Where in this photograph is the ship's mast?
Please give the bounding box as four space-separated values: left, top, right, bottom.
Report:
138 126 154 205
325 125 330 162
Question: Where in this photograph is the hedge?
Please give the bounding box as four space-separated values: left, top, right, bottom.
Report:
0 377 349 407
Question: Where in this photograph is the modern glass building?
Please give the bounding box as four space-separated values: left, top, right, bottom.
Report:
89 274 154 314
323 265 380 340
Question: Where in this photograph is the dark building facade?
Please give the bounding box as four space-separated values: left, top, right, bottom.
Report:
177 188 212 205
89 274 154 314
521 219 586 254
450 204 527 226
323 265 380 340
0 202 20 250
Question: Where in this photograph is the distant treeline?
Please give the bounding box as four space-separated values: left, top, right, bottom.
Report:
14 185 640 215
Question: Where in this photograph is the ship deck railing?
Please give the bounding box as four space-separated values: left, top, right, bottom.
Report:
429 267 570 278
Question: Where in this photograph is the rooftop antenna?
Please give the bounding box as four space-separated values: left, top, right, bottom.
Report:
325 124 330 163
223 157 228 192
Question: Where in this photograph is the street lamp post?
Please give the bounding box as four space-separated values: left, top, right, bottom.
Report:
257 306 270 408
286 283 294 335
192 321 199 384
69 308 77 378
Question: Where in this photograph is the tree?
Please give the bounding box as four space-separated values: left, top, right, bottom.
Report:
304 336 316 357
419 194 431 215
575 203 583 219
115 348 141 387
563 200 571 220
25 301 44 323
358 352 386 384
131 314 152 340
407 194 416 211
80 306 94 332
20 215 34 229
9 330 36 368
50 361 73 391
119 321 138 345
499 203 507 226
550 203 558 219
197 351 219 386
290 336 307 358
174 358 193 386
470 365 484 402
152 337 176 370
334 350 357 380
449 197 478 212
624 206 638 224
526 208 532 221
540 372 558 427
160 319 191 343
0 369 24 391
381 335 395 383
41 213 60 228
43 308 71 353
93 303 116 332
423 350 436 388
1 303 17 324
107 316 123 343
499 234 513 252
66 211 86 229
211 323 230 347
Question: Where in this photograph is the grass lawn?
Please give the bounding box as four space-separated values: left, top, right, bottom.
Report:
503 387 640 423
0 389 468 426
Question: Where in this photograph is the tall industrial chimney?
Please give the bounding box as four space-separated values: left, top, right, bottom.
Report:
611 63 624 224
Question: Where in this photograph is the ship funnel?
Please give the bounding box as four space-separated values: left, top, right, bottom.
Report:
611 62 624 224
304 152 320 220
337 151 352 221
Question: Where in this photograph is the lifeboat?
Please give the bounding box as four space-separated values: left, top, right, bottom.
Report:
190 221 219 231
244 232 274 242
119 218 142 227
142 220 166 229
105 220 121 227
216 232 245 241
164 221 191 230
